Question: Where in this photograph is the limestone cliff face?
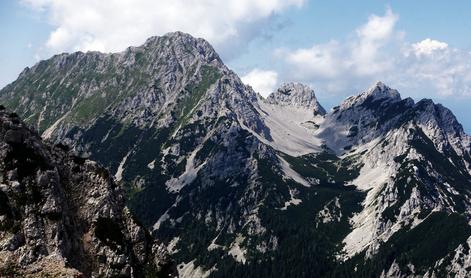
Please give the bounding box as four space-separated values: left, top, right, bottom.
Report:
0 106 175 277
265 82 326 115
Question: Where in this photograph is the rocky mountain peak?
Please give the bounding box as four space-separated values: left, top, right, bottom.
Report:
266 82 326 115
139 31 223 66
339 81 402 110
413 98 470 153
366 81 401 100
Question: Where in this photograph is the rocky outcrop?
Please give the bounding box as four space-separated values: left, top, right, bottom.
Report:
0 106 175 277
265 82 326 115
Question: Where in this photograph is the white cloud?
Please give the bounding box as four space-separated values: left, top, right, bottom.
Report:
279 8 399 84
398 46 471 97
241 69 278 97
275 8 471 98
283 41 344 79
412 38 448 56
22 0 304 58
356 8 398 42
350 8 398 75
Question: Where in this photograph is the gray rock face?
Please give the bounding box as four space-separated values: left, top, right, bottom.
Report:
266 82 326 115
312 82 410 154
0 107 175 277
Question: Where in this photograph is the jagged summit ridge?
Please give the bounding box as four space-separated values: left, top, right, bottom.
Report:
365 81 401 100
139 31 223 67
339 81 402 110
19 32 222 76
0 31 248 135
266 82 326 115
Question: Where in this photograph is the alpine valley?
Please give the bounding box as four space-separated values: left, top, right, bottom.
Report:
2 32 471 277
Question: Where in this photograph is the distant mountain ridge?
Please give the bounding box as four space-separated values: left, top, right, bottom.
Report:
2 32 471 277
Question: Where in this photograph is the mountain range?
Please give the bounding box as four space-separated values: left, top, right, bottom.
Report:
1 32 471 277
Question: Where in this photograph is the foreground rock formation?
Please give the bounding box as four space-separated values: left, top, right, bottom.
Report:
0 106 175 277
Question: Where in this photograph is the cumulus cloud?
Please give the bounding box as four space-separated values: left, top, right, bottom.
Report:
278 8 399 84
398 45 471 97
241 69 278 97
350 8 399 75
281 41 344 79
276 8 471 98
412 38 448 56
22 0 304 58
356 9 398 41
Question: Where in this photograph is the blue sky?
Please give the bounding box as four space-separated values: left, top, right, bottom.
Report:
1 0 471 132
